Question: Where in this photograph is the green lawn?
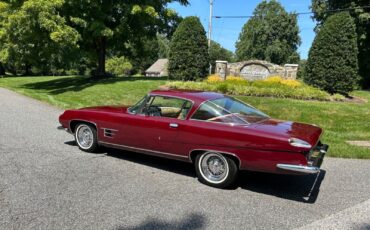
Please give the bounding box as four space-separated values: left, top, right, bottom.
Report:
1 75 369 159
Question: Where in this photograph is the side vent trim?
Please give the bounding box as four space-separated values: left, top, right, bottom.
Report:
101 128 118 138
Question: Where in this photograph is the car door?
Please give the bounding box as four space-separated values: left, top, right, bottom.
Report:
126 95 193 154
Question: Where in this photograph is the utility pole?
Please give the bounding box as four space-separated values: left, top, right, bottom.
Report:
208 0 213 75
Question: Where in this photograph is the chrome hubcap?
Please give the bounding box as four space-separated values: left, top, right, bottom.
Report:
76 125 93 149
199 153 229 183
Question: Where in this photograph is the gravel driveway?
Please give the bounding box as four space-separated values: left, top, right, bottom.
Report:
1 87 369 230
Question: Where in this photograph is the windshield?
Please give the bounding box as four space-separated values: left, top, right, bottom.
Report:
191 97 269 124
128 95 148 114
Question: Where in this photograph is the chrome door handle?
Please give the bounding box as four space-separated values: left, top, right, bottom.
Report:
169 123 178 128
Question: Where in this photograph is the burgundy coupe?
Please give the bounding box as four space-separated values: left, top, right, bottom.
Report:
58 89 328 188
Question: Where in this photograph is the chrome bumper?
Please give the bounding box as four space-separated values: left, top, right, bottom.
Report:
276 164 320 174
57 126 72 134
277 143 328 174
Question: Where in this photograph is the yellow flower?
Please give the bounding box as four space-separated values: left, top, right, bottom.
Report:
281 79 302 88
226 75 246 83
263 76 301 88
264 76 283 83
205 75 223 83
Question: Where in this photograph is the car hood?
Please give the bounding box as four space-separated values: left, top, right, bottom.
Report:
79 105 128 113
248 119 323 147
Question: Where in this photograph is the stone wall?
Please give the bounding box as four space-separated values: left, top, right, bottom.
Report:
215 60 298 81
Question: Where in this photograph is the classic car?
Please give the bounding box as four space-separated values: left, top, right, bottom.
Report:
58 89 328 188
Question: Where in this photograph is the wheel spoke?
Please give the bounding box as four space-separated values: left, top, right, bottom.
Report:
199 152 229 183
76 125 94 149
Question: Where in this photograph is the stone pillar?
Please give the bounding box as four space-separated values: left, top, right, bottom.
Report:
215 60 228 80
284 64 299 79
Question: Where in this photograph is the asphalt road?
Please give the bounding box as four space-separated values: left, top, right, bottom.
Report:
1 87 370 230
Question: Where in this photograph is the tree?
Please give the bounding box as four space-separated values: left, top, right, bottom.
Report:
0 0 81 75
235 0 301 65
0 0 187 77
63 1 187 78
106 56 132 76
304 12 359 95
127 33 173 75
311 0 370 88
0 63 4 75
157 34 170 59
168 16 209 81
209 41 234 73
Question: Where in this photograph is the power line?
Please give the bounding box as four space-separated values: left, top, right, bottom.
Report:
214 5 370 19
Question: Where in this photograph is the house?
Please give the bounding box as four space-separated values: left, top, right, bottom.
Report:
145 59 168 77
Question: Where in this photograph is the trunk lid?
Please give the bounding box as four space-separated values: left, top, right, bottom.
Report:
249 119 323 148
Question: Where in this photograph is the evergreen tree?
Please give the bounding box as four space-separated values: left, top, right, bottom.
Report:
311 0 370 88
168 16 209 81
305 12 359 95
235 0 301 65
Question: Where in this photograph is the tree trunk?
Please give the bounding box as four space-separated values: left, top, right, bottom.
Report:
95 37 106 78
24 63 32 76
0 63 5 76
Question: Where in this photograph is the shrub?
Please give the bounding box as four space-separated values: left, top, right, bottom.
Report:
106 56 133 76
281 79 301 88
166 77 332 101
205 75 223 83
304 12 359 95
225 76 247 85
168 16 209 81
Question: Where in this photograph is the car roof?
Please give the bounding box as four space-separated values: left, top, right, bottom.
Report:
150 89 225 104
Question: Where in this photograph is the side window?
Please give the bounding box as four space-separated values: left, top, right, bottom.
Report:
191 101 228 121
142 96 192 119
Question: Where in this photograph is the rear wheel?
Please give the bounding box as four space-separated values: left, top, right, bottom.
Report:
195 152 238 188
74 123 99 153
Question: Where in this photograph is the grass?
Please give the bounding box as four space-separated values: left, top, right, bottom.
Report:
1 75 369 159
0 75 167 109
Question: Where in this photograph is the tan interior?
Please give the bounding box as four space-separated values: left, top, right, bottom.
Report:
160 107 181 118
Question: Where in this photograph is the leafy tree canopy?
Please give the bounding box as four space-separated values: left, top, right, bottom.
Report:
304 12 359 95
235 0 301 65
0 0 80 75
168 16 209 81
0 0 188 77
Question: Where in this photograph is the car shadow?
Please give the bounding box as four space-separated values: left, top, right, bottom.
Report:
104 147 196 178
236 170 326 204
116 213 206 230
67 142 325 203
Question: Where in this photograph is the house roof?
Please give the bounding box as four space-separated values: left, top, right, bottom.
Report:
145 58 168 73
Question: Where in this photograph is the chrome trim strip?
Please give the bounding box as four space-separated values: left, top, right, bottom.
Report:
101 127 118 132
276 164 320 174
101 128 118 138
99 141 190 160
188 149 242 169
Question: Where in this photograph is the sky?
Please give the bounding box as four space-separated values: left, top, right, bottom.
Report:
169 0 316 59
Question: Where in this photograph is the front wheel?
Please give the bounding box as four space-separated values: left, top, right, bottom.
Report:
74 123 99 153
195 152 238 188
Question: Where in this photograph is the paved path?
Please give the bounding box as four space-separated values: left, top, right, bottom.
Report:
0 87 370 230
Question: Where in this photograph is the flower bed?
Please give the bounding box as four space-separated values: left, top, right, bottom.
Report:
166 75 344 101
